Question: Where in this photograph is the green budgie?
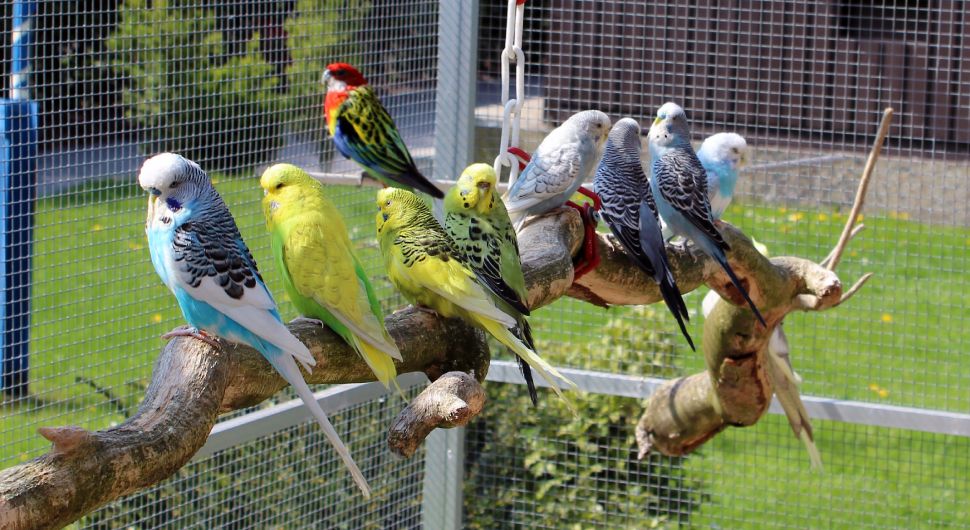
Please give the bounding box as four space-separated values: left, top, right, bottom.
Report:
375 187 577 409
444 163 540 406
260 164 402 391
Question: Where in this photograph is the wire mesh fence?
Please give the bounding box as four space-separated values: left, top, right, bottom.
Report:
469 0 970 528
0 0 442 525
1 0 968 528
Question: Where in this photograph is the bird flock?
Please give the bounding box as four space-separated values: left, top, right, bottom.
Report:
138 63 754 497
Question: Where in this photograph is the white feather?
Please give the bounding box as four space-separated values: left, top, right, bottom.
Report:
272 349 372 497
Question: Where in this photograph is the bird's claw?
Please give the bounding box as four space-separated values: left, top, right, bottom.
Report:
161 326 222 349
410 304 440 317
291 316 325 327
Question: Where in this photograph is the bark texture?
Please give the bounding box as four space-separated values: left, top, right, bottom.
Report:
0 309 490 530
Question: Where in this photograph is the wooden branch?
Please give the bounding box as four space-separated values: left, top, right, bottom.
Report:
0 309 489 530
387 371 487 458
828 107 893 271
1 179 874 526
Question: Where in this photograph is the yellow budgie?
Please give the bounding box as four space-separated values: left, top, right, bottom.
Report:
374 187 577 408
260 164 402 391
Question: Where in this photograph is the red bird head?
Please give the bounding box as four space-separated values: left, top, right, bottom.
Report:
322 62 368 90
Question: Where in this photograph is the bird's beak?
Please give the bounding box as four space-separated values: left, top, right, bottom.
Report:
652 117 661 126
321 70 331 86
477 182 491 192
382 213 389 222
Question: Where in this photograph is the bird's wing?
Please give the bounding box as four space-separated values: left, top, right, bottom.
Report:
654 151 727 248
394 233 517 328
171 215 311 363
445 208 530 316
336 85 417 175
505 142 583 214
595 149 651 270
284 217 401 359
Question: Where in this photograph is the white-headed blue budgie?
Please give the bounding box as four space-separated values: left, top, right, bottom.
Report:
505 110 612 230
138 153 371 498
592 118 694 350
647 103 766 327
697 132 749 220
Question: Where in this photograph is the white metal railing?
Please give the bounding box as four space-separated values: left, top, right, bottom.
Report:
485 361 970 437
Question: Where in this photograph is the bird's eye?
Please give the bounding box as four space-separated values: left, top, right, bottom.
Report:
385 200 391 206
169 181 180 189
334 69 346 76
275 182 284 190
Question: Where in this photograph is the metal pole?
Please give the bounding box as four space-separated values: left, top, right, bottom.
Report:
1 0 38 398
422 0 479 524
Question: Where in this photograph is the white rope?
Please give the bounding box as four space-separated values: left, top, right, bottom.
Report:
493 0 527 188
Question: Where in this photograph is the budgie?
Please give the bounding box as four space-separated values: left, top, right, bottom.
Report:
504 110 612 230
647 102 766 327
443 163 539 405
593 118 694 350
375 187 577 407
322 62 443 198
697 132 749 220
259 163 402 392
139 153 370 498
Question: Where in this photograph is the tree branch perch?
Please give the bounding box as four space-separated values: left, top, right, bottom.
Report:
0 310 490 530
1 188 868 528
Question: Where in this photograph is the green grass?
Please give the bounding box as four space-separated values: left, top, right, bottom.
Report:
521 202 970 528
2 181 969 527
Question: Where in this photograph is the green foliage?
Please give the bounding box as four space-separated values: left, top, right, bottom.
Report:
106 0 284 173
464 306 703 529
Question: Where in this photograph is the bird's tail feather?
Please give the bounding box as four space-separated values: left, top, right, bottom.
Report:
479 317 577 413
355 336 405 399
267 351 372 498
403 169 445 199
711 248 767 326
516 319 539 406
658 273 695 351
637 201 693 349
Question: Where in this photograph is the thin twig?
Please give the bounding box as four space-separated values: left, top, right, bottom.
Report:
820 224 865 269
827 108 893 272
835 272 874 307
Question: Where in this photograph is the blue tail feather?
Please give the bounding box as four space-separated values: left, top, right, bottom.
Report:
710 247 767 326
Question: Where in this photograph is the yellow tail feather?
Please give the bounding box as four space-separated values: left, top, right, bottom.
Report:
356 337 406 400
478 317 579 413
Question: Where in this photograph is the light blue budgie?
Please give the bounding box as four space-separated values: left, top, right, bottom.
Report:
647 102 766 327
592 118 693 350
138 153 371 498
505 110 612 230
697 132 749 220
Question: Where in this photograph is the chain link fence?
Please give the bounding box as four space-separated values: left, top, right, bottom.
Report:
1 0 968 528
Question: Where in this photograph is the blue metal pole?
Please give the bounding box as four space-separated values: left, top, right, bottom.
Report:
1 0 38 398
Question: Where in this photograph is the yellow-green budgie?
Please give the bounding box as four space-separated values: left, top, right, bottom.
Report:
260 164 402 390
375 187 576 407
443 163 540 406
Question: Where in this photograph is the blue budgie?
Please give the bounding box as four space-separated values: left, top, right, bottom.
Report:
593 118 694 350
697 132 749 220
505 110 612 230
647 103 766 327
138 153 371 498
